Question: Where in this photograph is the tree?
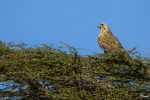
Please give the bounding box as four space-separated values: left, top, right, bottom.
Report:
0 41 150 99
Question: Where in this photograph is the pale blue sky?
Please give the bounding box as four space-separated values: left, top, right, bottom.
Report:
0 1 150 56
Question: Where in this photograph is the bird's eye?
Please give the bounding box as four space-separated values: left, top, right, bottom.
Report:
100 24 103 26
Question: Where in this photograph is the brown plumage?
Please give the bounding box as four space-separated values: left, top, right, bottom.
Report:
97 23 124 53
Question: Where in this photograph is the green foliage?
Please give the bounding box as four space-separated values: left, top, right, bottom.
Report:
0 41 150 100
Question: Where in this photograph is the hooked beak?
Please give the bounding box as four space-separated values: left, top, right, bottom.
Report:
97 25 100 28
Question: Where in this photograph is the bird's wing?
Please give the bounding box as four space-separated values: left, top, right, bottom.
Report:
98 32 124 53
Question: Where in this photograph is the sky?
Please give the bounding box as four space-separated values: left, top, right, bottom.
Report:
0 1 150 56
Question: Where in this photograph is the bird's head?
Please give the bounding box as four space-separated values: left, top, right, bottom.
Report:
97 23 110 30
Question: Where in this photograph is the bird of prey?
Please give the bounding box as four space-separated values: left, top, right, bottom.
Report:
97 23 124 53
